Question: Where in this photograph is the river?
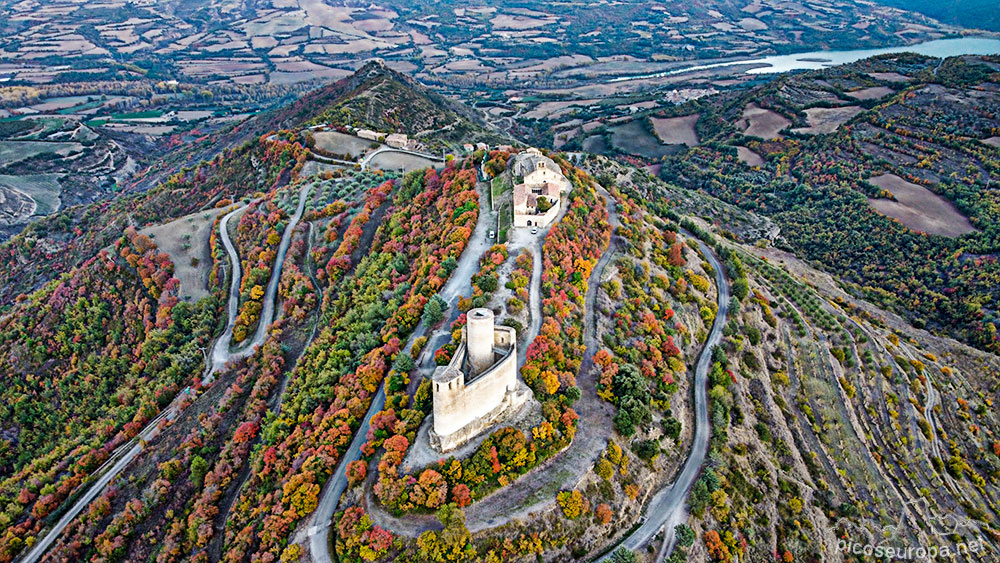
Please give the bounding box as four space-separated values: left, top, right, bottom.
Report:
610 36 1000 82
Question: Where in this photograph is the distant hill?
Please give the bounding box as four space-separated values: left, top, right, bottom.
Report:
276 60 506 150
0 62 506 307
877 0 1000 31
131 60 505 193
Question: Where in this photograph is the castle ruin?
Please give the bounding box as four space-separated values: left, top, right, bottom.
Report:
430 308 531 452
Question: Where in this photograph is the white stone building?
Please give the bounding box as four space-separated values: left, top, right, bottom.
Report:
385 133 408 148
511 148 571 228
513 181 561 228
430 308 530 452
355 128 381 141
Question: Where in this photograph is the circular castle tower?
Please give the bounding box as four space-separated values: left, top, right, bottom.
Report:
466 308 496 375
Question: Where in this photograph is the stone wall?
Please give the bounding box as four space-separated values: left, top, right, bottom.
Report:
513 198 560 228
431 324 520 451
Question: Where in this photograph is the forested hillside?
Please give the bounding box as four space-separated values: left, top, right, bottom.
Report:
2 52 998 563
876 0 1000 31
660 53 1000 355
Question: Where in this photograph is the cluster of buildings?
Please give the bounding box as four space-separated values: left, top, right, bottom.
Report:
512 148 571 229
353 127 423 151
428 147 572 453
461 142 489 152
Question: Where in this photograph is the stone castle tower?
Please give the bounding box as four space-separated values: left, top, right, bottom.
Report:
430 308 530 452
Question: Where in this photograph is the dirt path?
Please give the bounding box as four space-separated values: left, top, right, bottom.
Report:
209 215 326 560
608 231 730 559
306 180 493 563
18 186 312 563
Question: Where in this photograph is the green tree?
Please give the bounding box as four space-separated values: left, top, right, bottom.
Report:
732 277 749 301
423 294 447 327
394 353 415 373
610 547 638 563
190 455 209 487
441 256 459 276
675 524 695 547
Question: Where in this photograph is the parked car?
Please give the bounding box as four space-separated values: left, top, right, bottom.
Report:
531 226 538 235
489 230 496 239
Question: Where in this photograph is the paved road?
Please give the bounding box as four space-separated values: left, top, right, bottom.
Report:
244 183 313 357
16 407 173 563
17 184 313 563
504 202 565 367
604 232 729 561
307 177 493 563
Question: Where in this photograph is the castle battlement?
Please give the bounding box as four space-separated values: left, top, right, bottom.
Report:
430 308 528 452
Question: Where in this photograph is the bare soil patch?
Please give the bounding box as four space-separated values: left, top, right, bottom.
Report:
846 86 895 100
982 136 1000 148
791 106 862 135
142 208 227 301
300 160 348 177
312 131 372 159
367 151 439 173
0 140 82 166
650 114 699 146
491 13 557 30
0 173 63 215
868 72 911 82
866 174 975 237
736 146 764 167
610 120 682 159
582 135 609 154
739 103 790 139
522 99 599 120
0 185 36 225
739 17 768 30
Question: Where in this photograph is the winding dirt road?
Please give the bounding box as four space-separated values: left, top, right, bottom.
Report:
307 178 493 563
606 233 729 560
359 184 620 538
18 183 312 563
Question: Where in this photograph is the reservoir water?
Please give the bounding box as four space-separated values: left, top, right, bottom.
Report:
611 36 1000 82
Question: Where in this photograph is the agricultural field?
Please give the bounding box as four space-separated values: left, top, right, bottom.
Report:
738 103 791 139
866 173 977 237
736 146 764 167
0 118 138 240
366 151 441 173
311 131 375 160
0 173 63 216
141 208 228 301
649 114 700 147
609 120 681 159
845 85 896 100
0 184 35 226
791 106 863 135
0 140 82 166
662 53 1000 355
0 0 963 166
